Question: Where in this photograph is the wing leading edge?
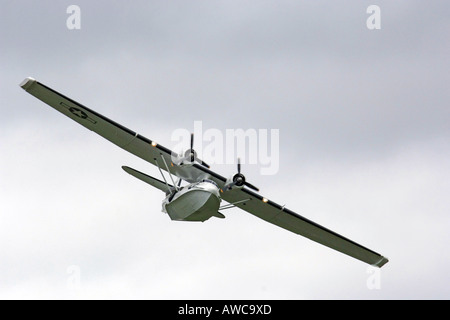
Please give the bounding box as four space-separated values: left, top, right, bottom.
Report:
20 77 388 267
222 188 389 267
20 77 185 178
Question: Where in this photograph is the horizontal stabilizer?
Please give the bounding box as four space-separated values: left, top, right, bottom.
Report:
122 166 172 193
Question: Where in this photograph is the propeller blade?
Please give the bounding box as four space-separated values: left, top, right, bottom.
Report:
190 133 195 161
176 132 209 168
201 160 210 168
195 157 210 168
244 181 259 192
225 157 260 192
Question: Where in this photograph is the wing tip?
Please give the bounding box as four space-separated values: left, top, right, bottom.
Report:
122 166 133 175
372 256 389 268
20 77 37 90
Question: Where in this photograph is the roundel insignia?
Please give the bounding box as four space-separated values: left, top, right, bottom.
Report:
60 102 96 124
69 107 88 119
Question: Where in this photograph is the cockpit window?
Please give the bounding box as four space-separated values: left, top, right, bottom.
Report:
202 179 218 188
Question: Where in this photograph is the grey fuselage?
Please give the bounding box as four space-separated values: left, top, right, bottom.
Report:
162 179 221 222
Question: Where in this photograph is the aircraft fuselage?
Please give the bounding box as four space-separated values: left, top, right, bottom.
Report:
163 179 222 222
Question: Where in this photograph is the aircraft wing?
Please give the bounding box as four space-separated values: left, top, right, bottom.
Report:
220 188 389 267
185 163 389 267
21 77 388 267
20 77 199 182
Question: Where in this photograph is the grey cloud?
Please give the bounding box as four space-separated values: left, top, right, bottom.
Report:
1 1 449 299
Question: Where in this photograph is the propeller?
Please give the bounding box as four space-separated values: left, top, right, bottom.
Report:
224 158 259 192
181 133 210 168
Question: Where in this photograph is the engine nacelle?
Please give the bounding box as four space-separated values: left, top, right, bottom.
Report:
224 173 245 190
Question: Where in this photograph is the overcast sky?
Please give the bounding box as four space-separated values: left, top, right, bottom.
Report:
1 1 449 299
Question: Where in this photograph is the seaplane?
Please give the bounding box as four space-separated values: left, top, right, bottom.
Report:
20 77 389 268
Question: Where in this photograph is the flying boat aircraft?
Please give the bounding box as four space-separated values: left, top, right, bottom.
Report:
20 77 388 268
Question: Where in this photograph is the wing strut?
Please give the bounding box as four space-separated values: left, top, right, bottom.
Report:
154 157 173 193
219 198 252 210
159 153 178 191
